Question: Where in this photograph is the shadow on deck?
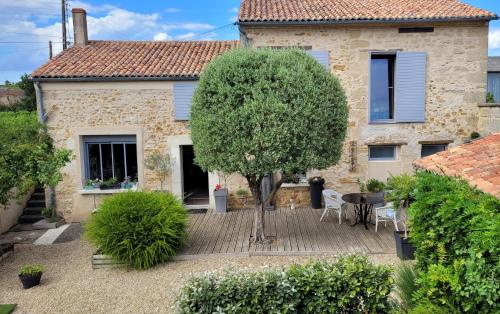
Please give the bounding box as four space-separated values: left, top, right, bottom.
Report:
179 207 396 258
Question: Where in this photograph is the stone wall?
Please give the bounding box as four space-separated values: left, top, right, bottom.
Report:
40 81 190 221
242 21 489 193
478 104 500 135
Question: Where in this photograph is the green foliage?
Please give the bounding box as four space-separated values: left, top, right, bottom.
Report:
235 189 249 196
395 263 419 312
486 92 495 103
19 264 43 276
0 112 71 205
144 151 172 190
366 178 386 193
409 171 500 313
190 48 348 178
470 131 480 139
177 256 394 313
85 191 188 269
386 173 416 209
42 207 53 218
0 74 36 112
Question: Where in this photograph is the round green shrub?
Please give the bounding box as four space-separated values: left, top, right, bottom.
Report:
85 191 188 269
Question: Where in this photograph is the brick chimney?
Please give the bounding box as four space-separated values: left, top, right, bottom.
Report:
72 8 88 46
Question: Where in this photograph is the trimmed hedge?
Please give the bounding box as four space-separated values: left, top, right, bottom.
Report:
85 191 188 269
409 172 500 313
177 255 394 313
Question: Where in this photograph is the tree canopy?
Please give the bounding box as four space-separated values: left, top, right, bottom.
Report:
0 111 71 205
191 48 348 177
190 48 348 242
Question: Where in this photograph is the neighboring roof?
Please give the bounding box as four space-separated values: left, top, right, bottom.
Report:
414 133 500 198
32 40 239 80
489 57 500 72
238 0 498 24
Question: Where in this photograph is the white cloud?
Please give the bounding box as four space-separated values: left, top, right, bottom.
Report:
490 28 500 49
154 32 170 41
175 32 197 40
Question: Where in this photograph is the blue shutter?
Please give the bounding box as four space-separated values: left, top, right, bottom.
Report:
395 52 427 122
487 72 500 102
307 51 330 69
173 81 198 120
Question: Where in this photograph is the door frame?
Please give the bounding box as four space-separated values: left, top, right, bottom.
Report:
168 135 217 209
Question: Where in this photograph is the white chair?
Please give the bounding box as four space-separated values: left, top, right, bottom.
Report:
320 189 347 224
374 202 399 232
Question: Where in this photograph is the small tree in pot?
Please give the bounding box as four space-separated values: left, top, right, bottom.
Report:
190 48 348 243
144 151 172 192
386 173 417 259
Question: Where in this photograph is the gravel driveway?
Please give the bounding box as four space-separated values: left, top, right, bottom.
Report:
0 240 399 314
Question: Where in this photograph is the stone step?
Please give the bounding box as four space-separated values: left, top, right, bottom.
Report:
23 207 43 215
18 214 44 224
27 199 46 207
30 193 46 200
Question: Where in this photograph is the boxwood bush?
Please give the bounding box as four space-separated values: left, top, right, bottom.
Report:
85 191 188 269
409 172 500 312
177 255 394 313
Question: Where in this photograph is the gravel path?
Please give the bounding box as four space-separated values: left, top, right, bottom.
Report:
0 240 400 314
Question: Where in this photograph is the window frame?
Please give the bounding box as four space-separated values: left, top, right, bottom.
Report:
368 145 397 161
420 144 447 158
369 52 396 123
83 135 137 182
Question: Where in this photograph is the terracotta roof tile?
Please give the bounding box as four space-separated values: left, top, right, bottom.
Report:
238 0 497 23
32 40 239 80
414 133 500 198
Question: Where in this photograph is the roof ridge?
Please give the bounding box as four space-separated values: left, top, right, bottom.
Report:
88 39 239 44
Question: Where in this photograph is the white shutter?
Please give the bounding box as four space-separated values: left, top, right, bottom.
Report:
173 81 198 121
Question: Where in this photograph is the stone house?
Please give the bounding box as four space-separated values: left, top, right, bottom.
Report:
32 1 498 221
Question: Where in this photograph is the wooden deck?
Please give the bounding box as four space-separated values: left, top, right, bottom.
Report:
179 207 396 257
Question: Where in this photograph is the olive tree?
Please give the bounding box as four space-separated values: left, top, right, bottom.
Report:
190 48 348 243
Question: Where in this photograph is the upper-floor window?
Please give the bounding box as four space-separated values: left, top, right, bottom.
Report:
370 54 395 121
83 135 138 182
421 144 447 158
370 51 427 123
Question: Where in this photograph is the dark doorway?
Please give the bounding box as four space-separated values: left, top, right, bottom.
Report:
181 145 209 205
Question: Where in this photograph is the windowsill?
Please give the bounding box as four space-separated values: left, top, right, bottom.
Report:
369 119 396 124
479 103 500 107
281 182 309 188
368 159 398 162
78 187 137 195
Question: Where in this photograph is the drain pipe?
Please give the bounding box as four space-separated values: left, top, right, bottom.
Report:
34 81 55 209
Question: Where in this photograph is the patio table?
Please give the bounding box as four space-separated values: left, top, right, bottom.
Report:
342 193 384 230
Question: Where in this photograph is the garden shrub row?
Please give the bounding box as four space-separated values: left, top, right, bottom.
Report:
85 191 188 269
176 255 394 313
409 172 500 313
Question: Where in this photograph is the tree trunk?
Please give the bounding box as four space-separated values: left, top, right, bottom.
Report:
248 178 267 243
47 186 56 217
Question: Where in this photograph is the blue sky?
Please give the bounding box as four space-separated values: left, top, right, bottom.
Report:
0 0 499 83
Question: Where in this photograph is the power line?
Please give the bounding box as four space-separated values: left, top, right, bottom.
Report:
183 23 235 41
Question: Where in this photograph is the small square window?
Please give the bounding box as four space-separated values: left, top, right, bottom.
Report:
421 144 447 158
369 146 396 161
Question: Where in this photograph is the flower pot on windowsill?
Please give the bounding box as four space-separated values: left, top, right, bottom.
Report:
19 272 42 289
214 188 228 213
394 231 416 260
100 184 121 190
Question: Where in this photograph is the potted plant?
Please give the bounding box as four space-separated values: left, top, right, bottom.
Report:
214 184 228 213
386 174 417 260
18 264 43 289
100 177 119 190
308 176 325 209
235 189 249 208
144 151 172 192
121 176 136 190
84 178 101 190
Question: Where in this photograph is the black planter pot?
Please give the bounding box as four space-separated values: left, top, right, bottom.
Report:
19 272 42 289
309 180 325 209
100 183 121 190
394 231 416 260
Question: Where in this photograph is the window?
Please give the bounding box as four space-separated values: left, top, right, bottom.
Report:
84 136 138 182
370 54 395 121
399 27 434 33
369 146 396 161
421 144 447 158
